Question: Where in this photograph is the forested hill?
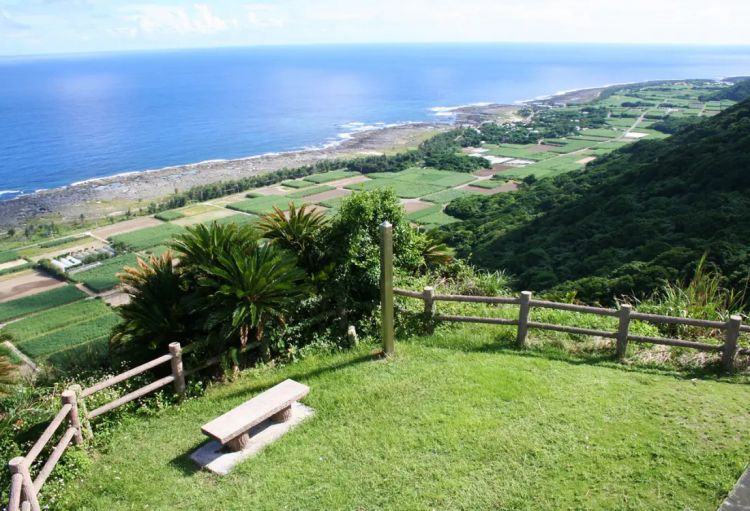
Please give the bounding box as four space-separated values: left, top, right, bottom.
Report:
443 98 750 304
704 78 750 102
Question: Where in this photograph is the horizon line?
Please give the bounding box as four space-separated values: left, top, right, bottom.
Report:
4 40 750 60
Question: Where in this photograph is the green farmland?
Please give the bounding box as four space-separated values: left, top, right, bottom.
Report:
0 285 87 323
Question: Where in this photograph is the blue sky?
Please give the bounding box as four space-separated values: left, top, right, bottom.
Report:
2 0 750 56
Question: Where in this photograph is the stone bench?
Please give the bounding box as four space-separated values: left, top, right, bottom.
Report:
201 379 309 452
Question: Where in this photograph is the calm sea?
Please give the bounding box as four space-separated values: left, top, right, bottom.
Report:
1 43 749 198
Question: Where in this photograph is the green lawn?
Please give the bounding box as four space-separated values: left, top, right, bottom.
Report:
345 179 445 199
287 185 335 199
56 324 750 510
421 188 482 204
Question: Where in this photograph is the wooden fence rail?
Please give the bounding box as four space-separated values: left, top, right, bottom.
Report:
393 287 744 372
5 340 209 510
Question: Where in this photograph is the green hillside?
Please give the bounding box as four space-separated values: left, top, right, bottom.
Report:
443 98 750 303
703 78 750 102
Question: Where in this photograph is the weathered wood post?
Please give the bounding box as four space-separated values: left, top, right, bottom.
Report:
68 384 93 441
516 291 532 347
423 286 435 334
616 304 632 360
380 221 395 356
60 390 83 445
722 315 742 372
169 342 186 399
8 457 40 511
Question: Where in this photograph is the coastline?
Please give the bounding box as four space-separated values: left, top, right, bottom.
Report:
0 84 598 227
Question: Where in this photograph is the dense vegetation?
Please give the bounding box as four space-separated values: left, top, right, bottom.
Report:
443 98 750 304
702 78 750 102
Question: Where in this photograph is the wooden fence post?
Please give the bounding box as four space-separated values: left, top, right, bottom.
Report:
423 286 435 334
60 390 83 445
8 458 40 511
380 221 395 356
169 342 186 399
722 315 742 372
68 384 93 441
616 304 632 360
516 291 532 347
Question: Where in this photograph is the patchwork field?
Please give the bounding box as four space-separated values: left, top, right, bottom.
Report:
72 253 141 293
0 285 87 323
3 298 118 364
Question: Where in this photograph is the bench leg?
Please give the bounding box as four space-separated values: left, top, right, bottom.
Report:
226 432 251 452
271 405 293 423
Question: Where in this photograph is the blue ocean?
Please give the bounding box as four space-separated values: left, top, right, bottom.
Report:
1 43 750 198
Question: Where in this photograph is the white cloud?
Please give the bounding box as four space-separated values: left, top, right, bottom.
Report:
121 3 230 37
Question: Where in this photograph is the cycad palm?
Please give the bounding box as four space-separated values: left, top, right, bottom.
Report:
259 203 329 272
171 221 258 270
198 242 309 357
112 251 191 357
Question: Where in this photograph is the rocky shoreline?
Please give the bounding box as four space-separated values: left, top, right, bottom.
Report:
0 90 603 228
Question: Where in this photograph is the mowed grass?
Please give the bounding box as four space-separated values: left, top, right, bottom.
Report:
504 154 585 179
72 253 140 293
56 325 750 510
0 285 86 323
109 224 184 252
346 179 445 199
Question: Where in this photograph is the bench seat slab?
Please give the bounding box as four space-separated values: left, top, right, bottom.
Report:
201 379 309 445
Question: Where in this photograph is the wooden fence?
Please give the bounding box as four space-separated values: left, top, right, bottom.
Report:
5 341 210 510
393 286 746 371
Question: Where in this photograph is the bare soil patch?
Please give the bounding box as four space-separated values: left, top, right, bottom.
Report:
576 156 597 165
0 259 28 272
303 188 352 203
0 270 66 303
474 164 513 177
90 217 162 240
101 290 131 307
253 185 290 196
526 144 557 153
172 208 235 226
401 200 433 213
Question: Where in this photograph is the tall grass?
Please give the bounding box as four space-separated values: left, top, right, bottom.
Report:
635 254 747 338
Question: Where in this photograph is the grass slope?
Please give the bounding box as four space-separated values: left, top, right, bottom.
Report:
57 326 750 510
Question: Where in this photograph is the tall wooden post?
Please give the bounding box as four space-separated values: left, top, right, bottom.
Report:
60 390 83 445
423 286 435 334
616 304 632 360
380 221 395 356
8 458 40 511
516 291 532 347
722 315 742 372
169 342 186 399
